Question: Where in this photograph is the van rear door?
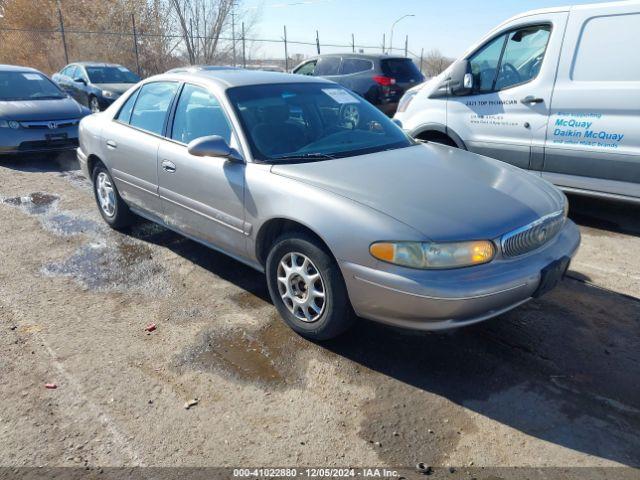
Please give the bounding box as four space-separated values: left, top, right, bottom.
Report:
542 3 640 200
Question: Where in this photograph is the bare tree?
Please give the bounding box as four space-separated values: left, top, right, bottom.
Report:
169 0 238 65
422 48 454 77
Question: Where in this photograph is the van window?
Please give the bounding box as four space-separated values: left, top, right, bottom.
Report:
495 26 550 90
468 24 550 93
129 82 179 135
315 56 341 76
171 84 232 145
572 13 640 81
341 58 373 75
469 34 506 93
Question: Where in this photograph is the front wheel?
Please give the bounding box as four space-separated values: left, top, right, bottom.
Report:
92 164 135 229
89 96 101 113
266 232 355 340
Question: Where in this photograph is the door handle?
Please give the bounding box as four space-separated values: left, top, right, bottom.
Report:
106 140 117 149
520 95 544 105
161 160 176 173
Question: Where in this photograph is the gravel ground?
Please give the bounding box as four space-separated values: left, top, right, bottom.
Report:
1 153 639 479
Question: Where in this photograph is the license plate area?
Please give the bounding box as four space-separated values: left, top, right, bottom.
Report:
533 256 570 298
46 132 68 142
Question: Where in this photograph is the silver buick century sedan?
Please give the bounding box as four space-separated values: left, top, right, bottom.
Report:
77 70 580 340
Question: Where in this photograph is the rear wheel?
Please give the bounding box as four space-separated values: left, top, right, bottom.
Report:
266 232 355 340
92 164 135 229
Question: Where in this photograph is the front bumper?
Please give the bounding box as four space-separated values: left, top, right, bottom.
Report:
77 147 90 179
0 125 79 155
340 220 581 331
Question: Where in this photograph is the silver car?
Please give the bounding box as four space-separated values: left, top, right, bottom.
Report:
77 70 580 340
0 64 90 155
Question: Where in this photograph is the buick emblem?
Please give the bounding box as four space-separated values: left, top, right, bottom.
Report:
48 121 57 129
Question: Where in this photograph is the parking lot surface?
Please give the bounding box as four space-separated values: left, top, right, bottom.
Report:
1 154 639 475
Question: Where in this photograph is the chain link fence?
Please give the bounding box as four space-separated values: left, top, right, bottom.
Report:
0 17 427 77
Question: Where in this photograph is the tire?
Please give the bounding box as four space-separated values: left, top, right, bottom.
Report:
92 163 135 229
89 96 101 113
266 232 355 340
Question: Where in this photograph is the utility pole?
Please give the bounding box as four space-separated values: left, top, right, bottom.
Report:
316 30 320 55
241 22 246 68
419 47 424 75
283 25 289 71
231 3 236 67
404 35 408 57
56 0 69 65
131 13 141 76
351 33 355 53
382 33 385 54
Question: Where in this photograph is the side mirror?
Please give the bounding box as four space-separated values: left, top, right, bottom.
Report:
73 77 86 85
187 135 244 162
448 59 473 96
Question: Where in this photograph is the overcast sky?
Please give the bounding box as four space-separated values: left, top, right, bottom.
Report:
241 0 602 59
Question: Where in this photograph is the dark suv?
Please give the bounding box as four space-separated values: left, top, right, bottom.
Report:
292 53 424 115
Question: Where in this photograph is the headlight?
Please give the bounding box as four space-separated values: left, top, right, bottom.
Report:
370 240 496 269
0 120 20 129
396 89 418 113
102 90 115 98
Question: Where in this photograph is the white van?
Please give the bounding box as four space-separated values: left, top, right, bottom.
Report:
395 1 640 203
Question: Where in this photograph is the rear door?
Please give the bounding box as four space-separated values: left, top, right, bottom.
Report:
542 4 640 199
338 57 375 96
313 56 342 83
446 12 568 170
104 81 179 218
157 83 247 256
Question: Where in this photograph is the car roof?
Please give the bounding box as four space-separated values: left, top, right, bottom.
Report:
0 64 41 73
154 69 334 89
73 62 124 68
309 53 409 60
166 65 239 73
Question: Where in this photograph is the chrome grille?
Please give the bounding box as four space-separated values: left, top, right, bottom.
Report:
501 211 565 258
19 119 80 129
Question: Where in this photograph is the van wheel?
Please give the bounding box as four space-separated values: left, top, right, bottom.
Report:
92 164 135 229
266 232 355 340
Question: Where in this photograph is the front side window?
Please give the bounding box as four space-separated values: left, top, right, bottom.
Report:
295 61 317 76
171 84 232 145
495 26 550 90
468 24 550 94
314 57 341 76
0 71 66 101
341 58 373 75
129 82 179 135
227 82 414 161
469 34 507 93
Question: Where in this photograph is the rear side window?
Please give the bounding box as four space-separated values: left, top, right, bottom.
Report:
116 88 140 123
171 84 232 145
341 58 373 75
315 57 341 76
381 58 422 82
572 13 640 81
129 82 179 135
295 61 317 76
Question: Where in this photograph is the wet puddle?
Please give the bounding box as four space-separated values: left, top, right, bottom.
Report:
42 239 170 294
176 317 321 386
2 192 59 215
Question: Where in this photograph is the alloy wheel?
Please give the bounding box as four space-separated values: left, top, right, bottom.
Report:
277 252 326 322
96 172 116 217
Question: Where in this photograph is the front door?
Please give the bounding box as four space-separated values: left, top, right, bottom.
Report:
446 13 568 170
158 83 246 257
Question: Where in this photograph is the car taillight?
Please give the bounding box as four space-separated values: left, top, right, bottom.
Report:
373 75 396 86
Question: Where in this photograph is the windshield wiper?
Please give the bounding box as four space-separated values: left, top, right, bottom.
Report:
271 152 336 162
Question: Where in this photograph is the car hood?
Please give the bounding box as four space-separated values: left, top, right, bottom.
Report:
94 83 135 95
0 97 87 121
270 143 564 241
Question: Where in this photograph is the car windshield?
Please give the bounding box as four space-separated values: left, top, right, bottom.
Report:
226 83 415 162
0 71 66 101
85 66 140 84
